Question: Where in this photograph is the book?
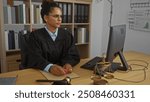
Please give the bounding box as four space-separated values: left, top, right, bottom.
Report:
5 5 12 24
11 6 16 24
4 30 9 51
84 5 89 23
74 4 78 23
19 4 26 24
14 32 19 49
67 3 72 23
63 3 67 23
3 7 8 24
8 30 15 49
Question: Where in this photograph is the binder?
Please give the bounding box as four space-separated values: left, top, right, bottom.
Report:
58 2 64 23
77 4 81 23
3 7 8 24
84 5 89 23
11 6 16 24
81 4 84 23
74 4 78 23
63 3 67 23
8 30 15 50
67 3 72 23
4 30 9 51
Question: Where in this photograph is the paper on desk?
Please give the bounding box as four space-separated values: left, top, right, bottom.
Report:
40 71 80 80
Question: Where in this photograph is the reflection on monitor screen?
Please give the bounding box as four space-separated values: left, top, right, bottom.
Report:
105 24 128 72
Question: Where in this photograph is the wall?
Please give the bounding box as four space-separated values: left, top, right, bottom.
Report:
113 0 150 55
90 0 150 58
90 0 111 57
90 0 104 58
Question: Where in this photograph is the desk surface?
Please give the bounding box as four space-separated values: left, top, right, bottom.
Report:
0 51 150 85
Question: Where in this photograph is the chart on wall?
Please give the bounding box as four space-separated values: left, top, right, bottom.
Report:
128 0 150 32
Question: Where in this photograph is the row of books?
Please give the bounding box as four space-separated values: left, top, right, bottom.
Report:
31 2 89 24
57 2 89 23
4 30 29 51
31 2 43 24
3 2 89 24
3 4 30 24
57 2 72 23
74 4 89 23
3 3 43 24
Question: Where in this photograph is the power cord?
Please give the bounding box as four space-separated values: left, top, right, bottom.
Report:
109 59 149 83
93 59 149 84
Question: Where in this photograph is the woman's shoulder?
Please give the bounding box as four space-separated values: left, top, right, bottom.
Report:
32 28 46 34
30 28 47 36
29 28 48 40
58 27 72 35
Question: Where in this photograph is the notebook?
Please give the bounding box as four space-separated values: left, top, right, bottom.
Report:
40 71 79 81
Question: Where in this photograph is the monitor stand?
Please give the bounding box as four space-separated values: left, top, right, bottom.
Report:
118 51 128 71
105 51 129 73
105 62 121 73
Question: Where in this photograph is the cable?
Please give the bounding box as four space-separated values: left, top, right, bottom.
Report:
113 69 146 83
127 59 149 70
112 59 149 83
93 59 149 83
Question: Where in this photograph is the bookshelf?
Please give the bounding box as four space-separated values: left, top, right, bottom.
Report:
0 0 92 73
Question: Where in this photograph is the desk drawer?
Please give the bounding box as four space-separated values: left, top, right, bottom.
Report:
6 54 21 72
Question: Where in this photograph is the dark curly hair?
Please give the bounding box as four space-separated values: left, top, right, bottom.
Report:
41 1 61 23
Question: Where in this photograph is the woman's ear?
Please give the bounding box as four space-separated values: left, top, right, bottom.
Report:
44 15 48 23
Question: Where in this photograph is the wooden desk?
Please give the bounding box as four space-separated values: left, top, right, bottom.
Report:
0 51 150 85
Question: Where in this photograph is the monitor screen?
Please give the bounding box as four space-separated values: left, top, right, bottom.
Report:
105 24 128 72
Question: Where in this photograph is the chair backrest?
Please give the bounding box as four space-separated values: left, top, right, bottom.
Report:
20 32 30 69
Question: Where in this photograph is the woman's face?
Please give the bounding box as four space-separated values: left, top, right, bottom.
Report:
44 7 62 30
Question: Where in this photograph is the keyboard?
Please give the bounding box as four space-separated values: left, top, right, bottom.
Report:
80 56 103 70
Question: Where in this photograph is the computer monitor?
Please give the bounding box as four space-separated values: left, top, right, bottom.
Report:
105 24 129 72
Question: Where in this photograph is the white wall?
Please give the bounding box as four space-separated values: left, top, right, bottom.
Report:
90 0 150 58
90 0 111 57
90 0 104 57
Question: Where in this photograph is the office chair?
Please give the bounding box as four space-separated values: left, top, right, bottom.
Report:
19 32 30 70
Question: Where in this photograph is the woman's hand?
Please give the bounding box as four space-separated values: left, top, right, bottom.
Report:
63 64 73 74
49 64 66 76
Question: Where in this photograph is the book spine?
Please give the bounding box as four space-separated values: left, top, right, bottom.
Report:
4 30 9 51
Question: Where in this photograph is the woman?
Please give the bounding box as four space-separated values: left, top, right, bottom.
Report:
21 1 80 76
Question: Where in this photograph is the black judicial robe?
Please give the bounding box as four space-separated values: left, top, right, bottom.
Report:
21 27 80 70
